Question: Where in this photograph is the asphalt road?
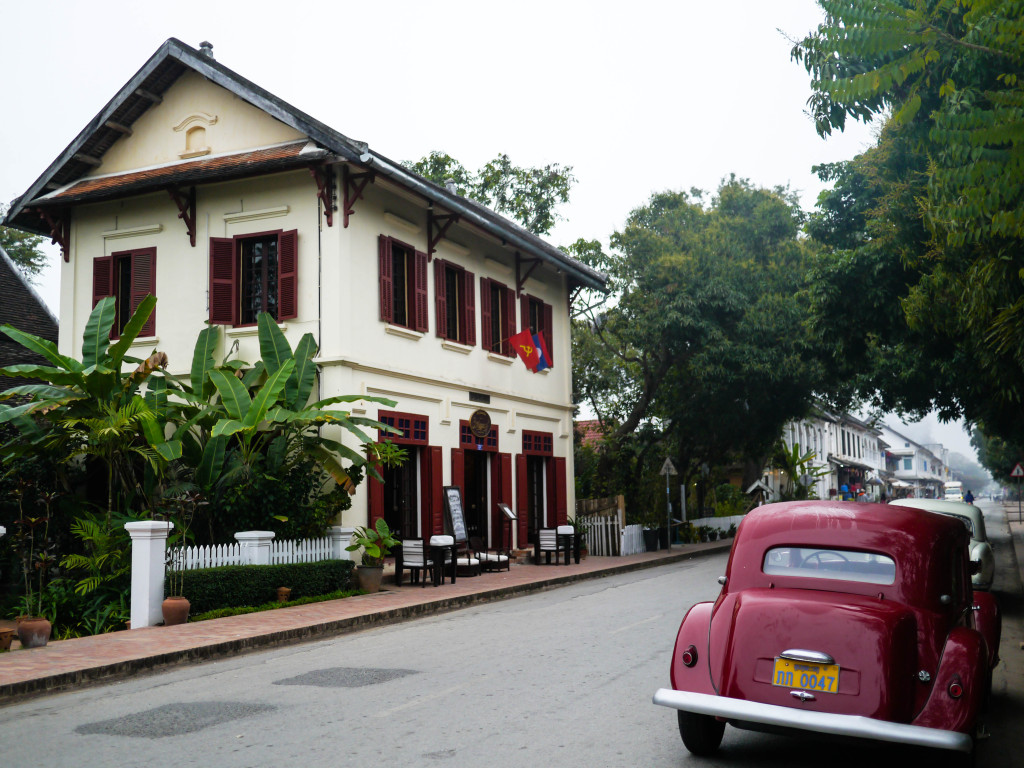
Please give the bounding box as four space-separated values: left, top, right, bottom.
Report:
0 507 1021 767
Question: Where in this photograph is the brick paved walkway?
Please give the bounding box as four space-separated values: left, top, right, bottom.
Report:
0 542 730 704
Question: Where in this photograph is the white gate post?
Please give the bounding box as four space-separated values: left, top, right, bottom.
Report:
125 520 173 628
235 530 276 565
0 526 5 538
327 526 355 560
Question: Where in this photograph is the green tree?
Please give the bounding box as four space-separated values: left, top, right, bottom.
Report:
0 206 48 279
794 0 1024 443
405 151 575 236
572 179 824 511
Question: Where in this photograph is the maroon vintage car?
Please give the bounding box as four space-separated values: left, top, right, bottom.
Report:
654 500 1001 760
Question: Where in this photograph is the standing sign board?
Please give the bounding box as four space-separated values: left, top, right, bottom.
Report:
443 486 468 543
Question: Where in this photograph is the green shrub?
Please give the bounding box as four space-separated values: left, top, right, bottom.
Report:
169 559 355 615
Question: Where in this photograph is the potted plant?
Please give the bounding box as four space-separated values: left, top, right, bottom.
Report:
568 516 590 560
161 491 206 626
11 486 58 648
346 519 398 593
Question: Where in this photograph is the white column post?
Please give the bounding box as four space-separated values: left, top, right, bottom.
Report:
327 526 355 560
125 520 173 629
235 530 276 565
0 526 6 538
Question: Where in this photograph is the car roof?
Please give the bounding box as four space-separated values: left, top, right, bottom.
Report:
889 498 987 542
728 501 969 605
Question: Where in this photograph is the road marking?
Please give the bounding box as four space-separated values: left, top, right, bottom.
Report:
375 685 463 716
610 614 663 635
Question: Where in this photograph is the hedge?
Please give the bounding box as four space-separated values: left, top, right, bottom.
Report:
168 559 355 615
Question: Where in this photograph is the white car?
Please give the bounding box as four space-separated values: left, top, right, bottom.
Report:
890 498 995 590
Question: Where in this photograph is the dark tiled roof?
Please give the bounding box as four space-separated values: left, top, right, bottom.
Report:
0 246 58 398
45 141 322 205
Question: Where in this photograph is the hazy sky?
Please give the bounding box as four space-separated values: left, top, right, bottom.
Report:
0 1 978 458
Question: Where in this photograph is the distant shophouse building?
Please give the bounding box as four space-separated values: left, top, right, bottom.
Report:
880 425 946 499
770 410 889 502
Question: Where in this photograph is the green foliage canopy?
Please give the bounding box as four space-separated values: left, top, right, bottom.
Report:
405 151 575 236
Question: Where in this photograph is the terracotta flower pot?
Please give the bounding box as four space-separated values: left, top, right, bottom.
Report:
0 628 15 651
277 587 292 602
16 616 52 648
162 596 190 626
356 565 384 593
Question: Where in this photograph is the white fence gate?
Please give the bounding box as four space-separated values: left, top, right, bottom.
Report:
621 524 645 556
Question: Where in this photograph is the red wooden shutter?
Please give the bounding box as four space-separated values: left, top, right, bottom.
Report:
92 255 114 307
494 452 512 549
278 229 298 320
369 465 384 527
504 287 517 355
520 294 531 333
516 453 528 545
463 270 476 346
553 456 567 526
130 248 157 337
428 445 443 535
542 300 554 367
378 235 393 323
414 250 429 332
480 277 492 352
434 259 447 338
451 448 465 526
209 237 237 325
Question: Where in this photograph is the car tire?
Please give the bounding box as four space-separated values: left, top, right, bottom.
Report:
677 710 725 755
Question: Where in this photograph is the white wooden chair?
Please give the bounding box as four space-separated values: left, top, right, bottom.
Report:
398 538 433 587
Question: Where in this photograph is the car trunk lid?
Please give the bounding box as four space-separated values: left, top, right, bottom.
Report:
709 588 918 721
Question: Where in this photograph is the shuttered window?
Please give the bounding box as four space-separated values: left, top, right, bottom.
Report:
378 234 428 332
434 259 476 345
521 293 554 367
208 229 298 326
480 277 515 356
92 247 157 338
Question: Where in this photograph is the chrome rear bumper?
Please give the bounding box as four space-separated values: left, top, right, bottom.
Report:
653 689 972 753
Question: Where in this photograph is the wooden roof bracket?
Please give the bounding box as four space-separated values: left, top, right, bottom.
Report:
342 164 374 228
427 209 460 261
515 251 541 297
309 164 337 228
167 185 196 247
35 207 70 262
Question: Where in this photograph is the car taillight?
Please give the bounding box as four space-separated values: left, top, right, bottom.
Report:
948 681 963 699
681 645 698 667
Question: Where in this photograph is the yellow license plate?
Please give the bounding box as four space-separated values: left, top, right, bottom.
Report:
772 657 840 694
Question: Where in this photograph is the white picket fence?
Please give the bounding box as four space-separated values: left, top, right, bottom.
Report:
621 523 645 556
270 535 332 564
171 542 243 571
169 534 337 571
577 515 647 557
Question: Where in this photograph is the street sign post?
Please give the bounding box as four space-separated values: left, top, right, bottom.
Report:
660 458 678 551
1013 463 1024 522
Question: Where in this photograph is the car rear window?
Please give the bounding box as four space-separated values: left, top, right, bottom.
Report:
941 513 975 538
763 547 896 585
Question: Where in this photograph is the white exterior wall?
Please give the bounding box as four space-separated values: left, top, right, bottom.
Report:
54 71 577 544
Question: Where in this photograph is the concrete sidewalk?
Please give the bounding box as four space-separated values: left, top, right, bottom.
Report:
0 540 731 705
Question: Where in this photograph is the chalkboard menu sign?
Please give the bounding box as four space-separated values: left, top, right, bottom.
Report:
443 486 468 543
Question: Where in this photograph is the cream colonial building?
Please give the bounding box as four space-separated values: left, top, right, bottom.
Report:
4 39 606 551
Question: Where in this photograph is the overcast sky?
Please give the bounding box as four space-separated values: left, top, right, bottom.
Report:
0 1 979 459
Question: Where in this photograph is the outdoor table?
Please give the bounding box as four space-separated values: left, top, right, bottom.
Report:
428 538 457 586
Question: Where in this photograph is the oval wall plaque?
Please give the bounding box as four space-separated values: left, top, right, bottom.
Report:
469 409 492 438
